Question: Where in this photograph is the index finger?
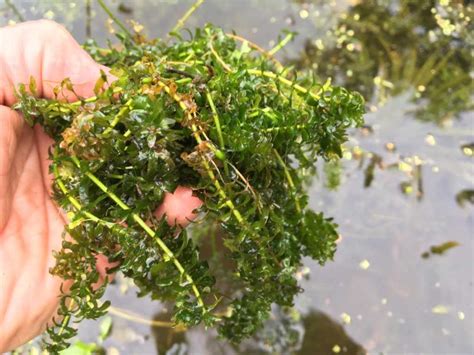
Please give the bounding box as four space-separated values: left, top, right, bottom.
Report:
0 20 110 106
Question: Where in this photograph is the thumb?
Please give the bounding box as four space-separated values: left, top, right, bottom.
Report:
0 20 111 106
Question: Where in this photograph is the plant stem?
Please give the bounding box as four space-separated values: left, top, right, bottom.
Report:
226 33 283 70
157 80 282 269
53 163 116 229
102 99 133 135
210 39 232 72
157 80 246 227
206 90 229 175
86 0 92 38
171 0 205 34
264 124 307 132
97 0 133 39
268 32 294 56
5 0 24 21
273 149 301 212
247 69 324 100
108 305 187 330
69 156 206 309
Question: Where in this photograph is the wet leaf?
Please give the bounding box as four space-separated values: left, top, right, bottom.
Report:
15 12 365 351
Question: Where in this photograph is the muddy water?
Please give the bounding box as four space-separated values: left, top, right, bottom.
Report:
1 0 472 354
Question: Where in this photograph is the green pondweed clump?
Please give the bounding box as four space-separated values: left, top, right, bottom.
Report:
15 15 364 351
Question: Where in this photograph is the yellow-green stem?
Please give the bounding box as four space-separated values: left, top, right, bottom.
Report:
225 33 284 70
273 149 301 213
97 0 133 39
206 90 229 176
268 32 294 56
209 40 232 72
5 0 24 21
171 0 205 34
103 99 133 135
264 124 307 132
157 81 245 226
108 305 187 330
247 69 324 100
69 156 205 308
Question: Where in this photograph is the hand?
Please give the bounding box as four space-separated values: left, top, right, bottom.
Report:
0 20 202 352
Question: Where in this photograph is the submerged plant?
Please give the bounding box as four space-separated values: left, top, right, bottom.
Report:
294 0 472 124
14 3 364 351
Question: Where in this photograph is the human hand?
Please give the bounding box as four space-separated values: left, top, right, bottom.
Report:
0 20 202 352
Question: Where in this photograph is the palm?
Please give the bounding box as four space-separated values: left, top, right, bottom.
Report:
0 109 65 349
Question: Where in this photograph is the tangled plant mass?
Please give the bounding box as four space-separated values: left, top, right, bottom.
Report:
15 18 364 351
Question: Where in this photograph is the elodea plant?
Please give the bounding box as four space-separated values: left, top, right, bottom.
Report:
14 5 364 351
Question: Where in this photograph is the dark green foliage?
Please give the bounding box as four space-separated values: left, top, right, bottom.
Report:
15 23 364 351
294 0 473 124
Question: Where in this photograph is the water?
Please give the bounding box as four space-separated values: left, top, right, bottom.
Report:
1 0 472 354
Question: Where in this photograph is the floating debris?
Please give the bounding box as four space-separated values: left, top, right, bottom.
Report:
359 259 370 270
422 241 460 258
400 181 413 195
385 142 396 152
299 9 309 19
118 3 133 14
340 312 351 324
461 143 474 157
432 305 450 314
364 154 383 188
361 124 374 136
425 134 436 146
398 161 413 173
455 189 474 207
43 10 55 20
398 160 424 200
457 311 465 320
332 344 341 353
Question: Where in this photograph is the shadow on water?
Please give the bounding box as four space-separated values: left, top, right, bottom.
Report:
297 311 365 355
150 308 365 355
2 0 472 354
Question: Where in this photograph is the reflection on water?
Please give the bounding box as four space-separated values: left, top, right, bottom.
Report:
2 0 472 354
297 311 364 355
150 307 365 355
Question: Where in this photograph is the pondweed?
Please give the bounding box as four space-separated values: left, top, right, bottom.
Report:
14 3 364 350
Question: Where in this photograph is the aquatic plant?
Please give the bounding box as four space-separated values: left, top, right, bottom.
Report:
14 1 364 351
294 0 472 124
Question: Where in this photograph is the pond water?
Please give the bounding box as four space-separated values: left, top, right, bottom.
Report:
1 0 472 354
